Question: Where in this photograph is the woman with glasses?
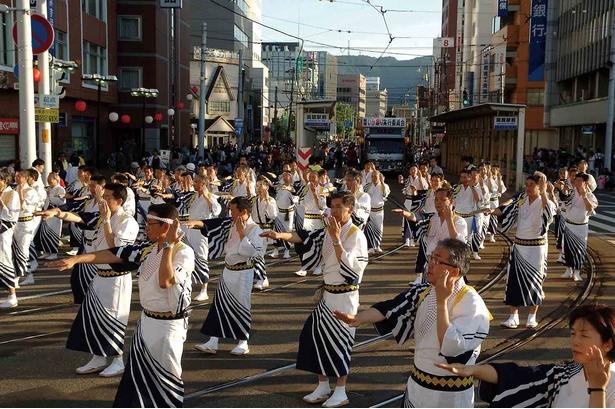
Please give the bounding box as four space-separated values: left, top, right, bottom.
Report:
487 172 556 329
436 304 615 408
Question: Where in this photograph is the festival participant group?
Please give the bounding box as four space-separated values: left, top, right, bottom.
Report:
0 153 613 408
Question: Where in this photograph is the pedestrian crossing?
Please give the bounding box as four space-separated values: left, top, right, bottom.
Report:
589 192 615 235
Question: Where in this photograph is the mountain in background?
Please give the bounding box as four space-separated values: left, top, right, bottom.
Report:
335 55 433 109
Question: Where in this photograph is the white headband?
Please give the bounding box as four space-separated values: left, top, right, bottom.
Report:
147 214 173 224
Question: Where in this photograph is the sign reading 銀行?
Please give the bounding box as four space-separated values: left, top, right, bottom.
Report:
494 116 518 130
528 0 548 81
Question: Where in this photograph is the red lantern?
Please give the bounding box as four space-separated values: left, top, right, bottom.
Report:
191 86 198 94
32 68 41 83
154 113 163 122
177 102 184 110
75 100 87 112
121 115 131 124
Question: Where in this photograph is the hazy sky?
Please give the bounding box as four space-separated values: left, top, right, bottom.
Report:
261 0 442 60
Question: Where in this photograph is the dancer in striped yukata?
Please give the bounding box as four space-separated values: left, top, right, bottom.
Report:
35 172 66 261
177 174 221 301
0 170 21 308
12 170 39 287
398 165 429 247
133 166 158 240
345 170 371 231
270 171 297 260
366 171 390 253
559 172 598 282
251 176 277 290
554 166 574 257
333 238 490 408
43 183 138 377
453 168 484 260
64 166 92 256
394 187 467 285
262 192 368 408
485 165 506 243
192 196 263 356
489 173 556 329
49 204 194 407
436 304 615 408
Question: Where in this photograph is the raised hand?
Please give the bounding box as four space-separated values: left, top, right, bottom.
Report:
435 269 455 304
99 200 110 221
47 257 76 271
259 231 278 240
584 345 611 389
433 362 474 377
332 310 358 327
182 220 204 229
327 216 341 242
166 219 184 245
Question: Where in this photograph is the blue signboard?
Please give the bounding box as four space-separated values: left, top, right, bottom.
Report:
247 105 252 133
528 0 548 82
234 118 243 136
48 0 55 56
498 0 508 17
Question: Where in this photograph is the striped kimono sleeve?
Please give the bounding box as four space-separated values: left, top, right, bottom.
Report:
498 192 525 233
109 242 156 272
339 227 368 286
294 228 327 271
199 217 233 260
371 283 432 345
167 244 195 315
413 189 429 212
478 362 582 408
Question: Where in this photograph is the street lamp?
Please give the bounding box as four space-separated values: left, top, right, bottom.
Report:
130 87 159 154
82 73 118 167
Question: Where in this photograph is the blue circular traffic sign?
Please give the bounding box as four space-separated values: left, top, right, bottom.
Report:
12 14 55 54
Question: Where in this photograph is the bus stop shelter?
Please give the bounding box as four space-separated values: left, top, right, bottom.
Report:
430 103 527 191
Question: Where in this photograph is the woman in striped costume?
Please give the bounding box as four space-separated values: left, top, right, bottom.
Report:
35 172 66 261
366 171 389 253
262 192 369 408
0 170 21 308
489 173 556 329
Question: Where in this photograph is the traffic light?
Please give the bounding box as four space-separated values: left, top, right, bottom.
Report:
462 89 469 107
51 68 67 98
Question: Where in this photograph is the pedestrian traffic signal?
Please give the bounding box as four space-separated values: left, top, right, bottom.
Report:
51 68 67 98
462 89 469 107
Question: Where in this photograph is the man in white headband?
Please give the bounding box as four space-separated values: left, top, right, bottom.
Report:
48 204 195 407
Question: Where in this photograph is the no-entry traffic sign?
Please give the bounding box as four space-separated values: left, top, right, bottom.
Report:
13 14 55 54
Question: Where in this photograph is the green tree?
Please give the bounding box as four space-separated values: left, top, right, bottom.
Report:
336 103 356 139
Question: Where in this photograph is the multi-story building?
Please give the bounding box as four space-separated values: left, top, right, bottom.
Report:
307 51 338 100
456 0 493 109
435 0 458 112
544 0 614 155
337 73 366 118
114 0 191 155
365 77 387 117
189 0 267 144
484 0 557 151
0 0 119 163
261 42 315 122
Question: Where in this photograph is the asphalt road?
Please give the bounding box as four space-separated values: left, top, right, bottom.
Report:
0 187 607 408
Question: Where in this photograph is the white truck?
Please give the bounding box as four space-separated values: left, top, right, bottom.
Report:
361 117 407 172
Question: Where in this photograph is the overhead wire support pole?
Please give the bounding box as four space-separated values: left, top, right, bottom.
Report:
16 0 36 169
37 0 51 179
198 22 206 162
606 18 615 171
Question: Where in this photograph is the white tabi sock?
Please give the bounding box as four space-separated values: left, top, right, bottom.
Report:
208 336 219 348
527 313 537 321
331 385 347 399
510 313 519 322
313 380 331 396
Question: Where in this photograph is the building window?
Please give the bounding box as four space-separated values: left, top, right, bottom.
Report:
118 16 141 41
527 89 545 107
83 41 107 75
55 30 69 61
234 24 249 49
119 67 142 90
208 100 231 114
0 12 14 69
82 0 106 21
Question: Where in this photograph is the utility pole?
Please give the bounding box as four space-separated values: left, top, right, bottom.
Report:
273 86 278 143
287 68 294 142
606 18 615 171
198 23 206 161
37 0 51 179
237 49 244 148
17 0 36 169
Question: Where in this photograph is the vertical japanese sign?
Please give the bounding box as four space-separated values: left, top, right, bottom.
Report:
48 0 55 56
528 0 548 82
480 47 490 103
498 0 508 17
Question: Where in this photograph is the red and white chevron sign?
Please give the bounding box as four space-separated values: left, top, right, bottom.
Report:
297 147 312 171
